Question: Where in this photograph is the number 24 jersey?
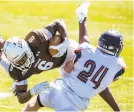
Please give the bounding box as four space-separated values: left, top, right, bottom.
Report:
63 42 126 99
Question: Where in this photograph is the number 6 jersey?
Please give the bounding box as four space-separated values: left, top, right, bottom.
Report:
5 28 79 81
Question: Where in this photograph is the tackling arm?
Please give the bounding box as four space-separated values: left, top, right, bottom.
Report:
99 87 120 111
15 85 32 104
11 81 49 104
10 81 32 104
45 19 68 41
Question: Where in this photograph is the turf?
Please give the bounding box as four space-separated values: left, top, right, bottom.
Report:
0 0 133 111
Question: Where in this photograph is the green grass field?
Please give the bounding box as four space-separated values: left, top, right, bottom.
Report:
0 0 133 111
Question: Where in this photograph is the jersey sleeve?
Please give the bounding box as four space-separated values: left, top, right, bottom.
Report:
25 28 52 44
8 65 30 82
78 42 95 51
0 53 10 73
114 57 126 80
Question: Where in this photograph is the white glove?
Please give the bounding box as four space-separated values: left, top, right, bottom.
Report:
10 82 16 92
76 1 90 23
9 82 17 96
30 81 49 96
49 39 69 58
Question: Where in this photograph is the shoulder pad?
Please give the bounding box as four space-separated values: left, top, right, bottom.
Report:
26 29 52 43
79 42 95 49
14 79 28 85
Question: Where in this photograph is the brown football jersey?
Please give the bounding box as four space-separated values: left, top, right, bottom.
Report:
8 28 67 81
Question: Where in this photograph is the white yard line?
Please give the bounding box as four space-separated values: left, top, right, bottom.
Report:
0 92 12 98
121 77 134 81
0 105 17 109
0 105 52 112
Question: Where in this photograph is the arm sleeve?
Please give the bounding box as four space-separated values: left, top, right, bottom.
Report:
114 67 125 80
14 80 28 85
114 57 126 80
0 54 10 72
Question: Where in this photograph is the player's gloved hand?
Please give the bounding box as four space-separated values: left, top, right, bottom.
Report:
9 82 17 96
49 39 69 58
76 1 90 23
30 81 49 96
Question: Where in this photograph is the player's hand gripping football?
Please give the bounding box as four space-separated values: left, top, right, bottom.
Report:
49 39 69 58
76 1 90 23
30 81 50 96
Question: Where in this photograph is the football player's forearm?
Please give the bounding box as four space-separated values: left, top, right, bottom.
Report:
45 20 68 41
99 87 120 111
17 90 32 104
55 20 68 41
79 18 90 44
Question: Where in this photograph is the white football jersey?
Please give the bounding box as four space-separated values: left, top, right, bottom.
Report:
61 42 126 108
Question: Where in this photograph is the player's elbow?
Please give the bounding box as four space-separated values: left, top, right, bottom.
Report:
55 19 64 25
18 100 25 104
17 95 28 104
18 98 27 104
55 19 66 29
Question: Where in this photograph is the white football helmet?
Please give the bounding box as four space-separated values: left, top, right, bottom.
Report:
3 36 35 71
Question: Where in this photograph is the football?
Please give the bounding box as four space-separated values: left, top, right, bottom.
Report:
48 35 62 56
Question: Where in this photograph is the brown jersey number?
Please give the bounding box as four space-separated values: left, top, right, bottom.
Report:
28 36 35 43
27 34 54 71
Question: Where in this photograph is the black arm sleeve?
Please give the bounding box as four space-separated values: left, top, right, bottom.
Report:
114 68 125 80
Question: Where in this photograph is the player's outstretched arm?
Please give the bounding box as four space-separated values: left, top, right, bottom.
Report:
11 81 49 104
76 1 90 44
99 87 120 111
10 82 31 104
15 85 31 104
45 19 68 41
79 18 90 44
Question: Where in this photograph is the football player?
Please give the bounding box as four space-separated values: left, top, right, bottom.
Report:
0 19 79 103
23 2 126 112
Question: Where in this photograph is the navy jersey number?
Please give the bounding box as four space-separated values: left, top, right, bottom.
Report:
77 60 109 89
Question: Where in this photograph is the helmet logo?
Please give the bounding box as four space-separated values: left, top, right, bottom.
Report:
120 38 123 48
108 45 115 50
18 40 22 48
